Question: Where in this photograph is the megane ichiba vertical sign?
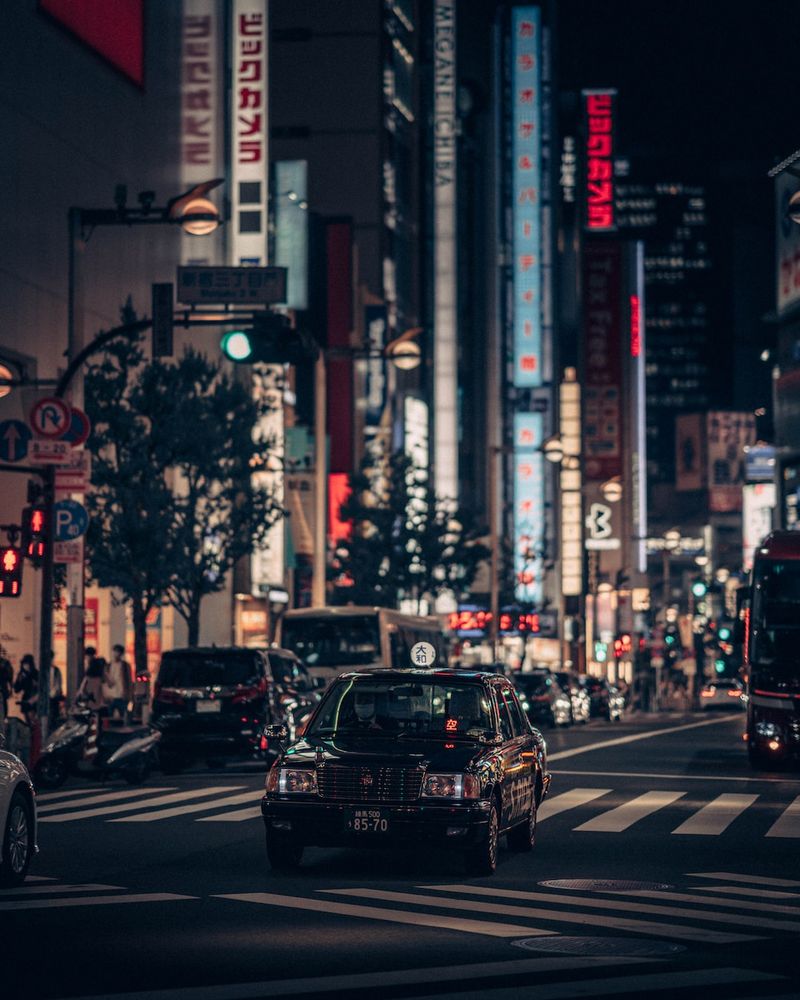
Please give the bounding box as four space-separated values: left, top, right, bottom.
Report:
514 412 545 605
583 89 616 232
512 7 542 388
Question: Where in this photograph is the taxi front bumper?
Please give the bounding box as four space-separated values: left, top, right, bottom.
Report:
261 796 492 848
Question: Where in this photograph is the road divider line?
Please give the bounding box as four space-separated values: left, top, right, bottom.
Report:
323 888 760 944
197 805 262 822
0 883 123 896
671 794 758 836
411 967 783 1000
548 714 740 762
573 790 685 833
420 884 800 933
766 795 800 839
0 893 197 911
216 892 555 938
537 788 612 822
687 871 800 888
39 786 243 823
60 956 658 1000
109 791 259 823
37 787 174 814
609 888 800 917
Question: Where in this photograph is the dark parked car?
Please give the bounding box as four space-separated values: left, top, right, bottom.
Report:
261 669 551 876
513 671 572 727
152 646 310 771
579 675 625 721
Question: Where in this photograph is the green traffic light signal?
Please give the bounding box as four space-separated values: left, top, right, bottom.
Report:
691 579 707 598
220 330 254 362
714 659 726 673
718 626 732 642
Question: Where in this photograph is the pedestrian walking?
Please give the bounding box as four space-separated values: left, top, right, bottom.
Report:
0 646 13 729
13 654 39 725
103 644 132 723
77 656 106 713
48 650 65 728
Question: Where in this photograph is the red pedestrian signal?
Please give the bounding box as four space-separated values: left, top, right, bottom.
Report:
0 546 23 597
21 505 48 564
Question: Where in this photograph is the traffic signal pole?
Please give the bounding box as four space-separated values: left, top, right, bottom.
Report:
37 466 55 741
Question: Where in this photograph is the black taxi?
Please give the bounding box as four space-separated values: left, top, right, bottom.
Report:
261 669 551 875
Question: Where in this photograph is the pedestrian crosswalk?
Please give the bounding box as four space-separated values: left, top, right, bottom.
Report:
33 781 800 835
0 875 196 911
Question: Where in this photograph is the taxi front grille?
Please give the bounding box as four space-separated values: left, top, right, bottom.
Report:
317 765 423 802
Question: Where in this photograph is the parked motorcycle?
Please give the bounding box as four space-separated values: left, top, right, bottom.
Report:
33 703 161 789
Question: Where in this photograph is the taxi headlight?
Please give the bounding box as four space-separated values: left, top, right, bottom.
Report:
422 773 480 799
266 767 317 794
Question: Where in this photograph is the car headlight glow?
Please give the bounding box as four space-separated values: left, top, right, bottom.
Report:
422 773 480 799
266 767 317 794
755 721 780 739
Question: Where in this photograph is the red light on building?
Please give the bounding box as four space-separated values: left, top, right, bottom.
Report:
630 295 641 357
583 90 616 231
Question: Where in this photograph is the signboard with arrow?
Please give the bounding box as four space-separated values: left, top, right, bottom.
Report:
0 419 33 463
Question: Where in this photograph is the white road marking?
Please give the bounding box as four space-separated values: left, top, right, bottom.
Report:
537 788 611 822
555 768 784 784
687 871 800 888
610 888 800 917
37 787 173 814
324 888 760 944
766 795 800 838
412 968 782 1000
216 892 554 938
691 884 800 900
422 884 800 934
36 786 129 802
0 892 197 911
60 957 657 1000
39 786 243 823
0 883 123 896
197 805 262 822
671 794 758 836
573 790 685 832
109 791 259 822
547 714 740 762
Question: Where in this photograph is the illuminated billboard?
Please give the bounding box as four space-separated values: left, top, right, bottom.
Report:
582 89 616 232
511 7 542 388
514 412 544 605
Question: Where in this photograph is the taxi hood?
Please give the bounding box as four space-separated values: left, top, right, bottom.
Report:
280 734 486 772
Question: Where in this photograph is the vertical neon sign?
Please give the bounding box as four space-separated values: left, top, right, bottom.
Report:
512 7 542 388
514 413 544 604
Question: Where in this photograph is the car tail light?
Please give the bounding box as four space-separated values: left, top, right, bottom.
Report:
155 686 185 707
727 689 741 698
232 677 269 705
259 733 269 752
701 690 714 698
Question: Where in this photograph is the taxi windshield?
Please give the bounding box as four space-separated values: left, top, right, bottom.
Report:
308 677 494 739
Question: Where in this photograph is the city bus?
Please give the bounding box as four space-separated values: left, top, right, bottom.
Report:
744 531 800 768
277 606 449 685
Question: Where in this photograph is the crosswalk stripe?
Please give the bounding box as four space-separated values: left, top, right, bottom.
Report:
691 884 800 900
421 884 800 935
36 786 119 802
39 786 243 823
573 790 685 832
37 787 174 814
59 958 659 1000
0 892 197 911
537 788 611 821
610 888 800 917
687 870 800 888
0 883 123 896
766 794 800 838
671 793 758 835
109 791 259 823
324 888 761 944
197 805 262 822
216 892 555 938
412 967 783 1000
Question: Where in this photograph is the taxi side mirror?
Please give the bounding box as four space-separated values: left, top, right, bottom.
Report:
263 724 289 741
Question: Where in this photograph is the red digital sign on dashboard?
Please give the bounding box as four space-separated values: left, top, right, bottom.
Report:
40 0 144 85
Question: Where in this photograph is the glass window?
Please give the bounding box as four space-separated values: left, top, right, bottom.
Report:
157 651 262 688
503 686 528 736
496 688 514 741
281 616 382 668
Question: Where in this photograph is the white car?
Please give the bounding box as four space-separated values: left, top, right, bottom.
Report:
699 678 745 710
0 738 37 886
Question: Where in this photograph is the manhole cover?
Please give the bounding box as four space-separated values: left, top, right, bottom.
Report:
538 878 674 892
512 936 685 958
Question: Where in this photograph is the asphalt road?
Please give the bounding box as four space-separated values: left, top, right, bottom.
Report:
7 709 800 1000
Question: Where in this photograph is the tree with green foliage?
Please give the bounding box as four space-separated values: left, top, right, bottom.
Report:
85 327 283 671
331 451 489 612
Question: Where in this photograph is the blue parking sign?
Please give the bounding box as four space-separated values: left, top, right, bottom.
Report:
54 499 89 541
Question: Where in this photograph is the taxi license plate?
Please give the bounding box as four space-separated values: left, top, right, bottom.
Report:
195 700 221 713
347 808 389 834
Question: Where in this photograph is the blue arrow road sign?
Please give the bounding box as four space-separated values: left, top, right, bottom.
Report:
54 499 89 541
0 419 32 462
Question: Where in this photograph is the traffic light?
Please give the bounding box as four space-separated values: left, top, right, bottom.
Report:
21 505 48 564
220 314 319 365
714 658 726 674
717 624 732 642
613 633 632 659
0 546 23 597
691 578 708 599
